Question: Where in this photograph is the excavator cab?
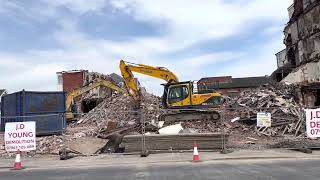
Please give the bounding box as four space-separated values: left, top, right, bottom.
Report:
162 82 192 108
163 81 222 109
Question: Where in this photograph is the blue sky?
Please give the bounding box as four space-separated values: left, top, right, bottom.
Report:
0 0 293 95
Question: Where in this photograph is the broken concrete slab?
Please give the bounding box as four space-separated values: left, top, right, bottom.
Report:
145 123 159 132
65 137 107 156
159 124 183 134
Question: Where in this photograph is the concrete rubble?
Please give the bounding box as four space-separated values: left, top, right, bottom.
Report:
223 83 305 137
75 93 161 134
158 124 183 134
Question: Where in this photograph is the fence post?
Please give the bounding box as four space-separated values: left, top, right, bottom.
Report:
140 110 148 157
220 108 229 154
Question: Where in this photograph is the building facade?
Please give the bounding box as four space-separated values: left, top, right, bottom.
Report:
272 0 320 107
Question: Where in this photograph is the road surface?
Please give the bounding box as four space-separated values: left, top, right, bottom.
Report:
1 159 320 180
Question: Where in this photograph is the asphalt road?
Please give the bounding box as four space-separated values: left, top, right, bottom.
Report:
1 159 320 180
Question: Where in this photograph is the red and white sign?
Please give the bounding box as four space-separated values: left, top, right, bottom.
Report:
305 108 320 138
5 122 36 152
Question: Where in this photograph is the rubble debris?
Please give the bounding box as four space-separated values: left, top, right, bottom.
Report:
97 125 138 139
36 135 65 155
246 137 259 141
231 117 240 123
144 123 159 132
105 121 118 133
100 133 123 153
159 124 183 134
224 83 304 137
158 121 165 128
181 121 223 133
76 93 161 132
245 141 256 145
59 148 75 160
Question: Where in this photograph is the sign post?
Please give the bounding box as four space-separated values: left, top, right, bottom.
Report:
305 108 320 138
257 112 271 127
5 122 36 152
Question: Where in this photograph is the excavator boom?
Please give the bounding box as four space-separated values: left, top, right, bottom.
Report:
120 60 178 99
119 59 221 123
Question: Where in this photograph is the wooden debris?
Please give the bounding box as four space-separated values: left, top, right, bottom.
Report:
224 83 305 137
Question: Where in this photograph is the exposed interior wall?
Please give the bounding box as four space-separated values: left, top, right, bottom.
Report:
275 1 320 107
284 2 320 67
282 60 320 83
282 2 320 82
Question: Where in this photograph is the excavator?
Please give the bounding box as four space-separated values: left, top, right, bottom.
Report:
119 60 222 123
66 79 127 121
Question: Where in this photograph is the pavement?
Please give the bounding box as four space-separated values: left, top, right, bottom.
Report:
1 149 320 171
1 153 320 179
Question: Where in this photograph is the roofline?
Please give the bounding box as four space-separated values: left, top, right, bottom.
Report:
217 84 267 89
56 70 88 74
231 76 269 80
200 76 232 80
201 75 269 79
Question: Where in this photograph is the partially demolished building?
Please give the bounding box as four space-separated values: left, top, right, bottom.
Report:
56 70 124 114
272 0 320 107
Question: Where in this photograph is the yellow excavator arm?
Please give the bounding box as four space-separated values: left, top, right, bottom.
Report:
119 59 222 123
66 79 127 120
119 60 179 99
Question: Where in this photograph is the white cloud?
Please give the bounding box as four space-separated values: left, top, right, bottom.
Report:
110 0 292 41
215 36 285 78
0 54 66 92
0 0 292 95
181 52 245 67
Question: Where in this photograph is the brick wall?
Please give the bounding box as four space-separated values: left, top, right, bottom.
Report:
198 76 232 91
217 88 252 97
63 72 84 93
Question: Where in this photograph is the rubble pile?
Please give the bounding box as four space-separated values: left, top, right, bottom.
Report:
75 93 162 135
36 135 65 154
0 134 6 157
224 84 304 137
